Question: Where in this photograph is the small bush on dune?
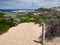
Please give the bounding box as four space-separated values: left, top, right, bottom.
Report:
0 19 10 35
0 18 18 35
0 12 5 18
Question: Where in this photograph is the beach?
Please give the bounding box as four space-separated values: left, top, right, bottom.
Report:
0 22 60 45
0 22 42 45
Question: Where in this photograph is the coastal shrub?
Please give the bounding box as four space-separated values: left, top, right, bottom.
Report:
0 24 10 35
0 19 10 35
0 18 18 35
0 11 60 35
0 12 5 18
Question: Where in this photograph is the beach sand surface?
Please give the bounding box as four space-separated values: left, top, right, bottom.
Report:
0 22 60 45
0 22 42 45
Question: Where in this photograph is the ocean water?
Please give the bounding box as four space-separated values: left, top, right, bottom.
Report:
0 9 34 12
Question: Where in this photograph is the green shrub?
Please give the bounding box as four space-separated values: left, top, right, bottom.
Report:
0 19 10 35
0 12 5 18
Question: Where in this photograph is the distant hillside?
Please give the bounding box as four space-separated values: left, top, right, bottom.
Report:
53 6 60 11
35 6 60 12
35 8 52 12
34 8 55 13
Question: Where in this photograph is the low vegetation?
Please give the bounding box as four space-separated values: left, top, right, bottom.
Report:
0 8 60 37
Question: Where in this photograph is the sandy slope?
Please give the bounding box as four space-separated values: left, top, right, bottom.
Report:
0 22 42 45
0 22 60 45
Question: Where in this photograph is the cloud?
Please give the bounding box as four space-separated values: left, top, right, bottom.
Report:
0 0 60 9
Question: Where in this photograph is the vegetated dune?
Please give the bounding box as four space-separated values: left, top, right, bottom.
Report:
0 22 60 45
0 22 42 45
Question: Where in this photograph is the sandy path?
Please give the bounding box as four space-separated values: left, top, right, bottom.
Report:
0 22 60 45
0 22 42 45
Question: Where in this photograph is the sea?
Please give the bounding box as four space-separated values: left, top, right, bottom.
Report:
0 9 34 12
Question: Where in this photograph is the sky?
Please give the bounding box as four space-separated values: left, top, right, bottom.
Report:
0 0 60 9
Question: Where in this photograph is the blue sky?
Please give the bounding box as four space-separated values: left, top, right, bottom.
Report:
0 0 60 9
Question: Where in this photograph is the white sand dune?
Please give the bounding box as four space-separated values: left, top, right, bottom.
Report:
0 22 42 45
0 22 60 45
